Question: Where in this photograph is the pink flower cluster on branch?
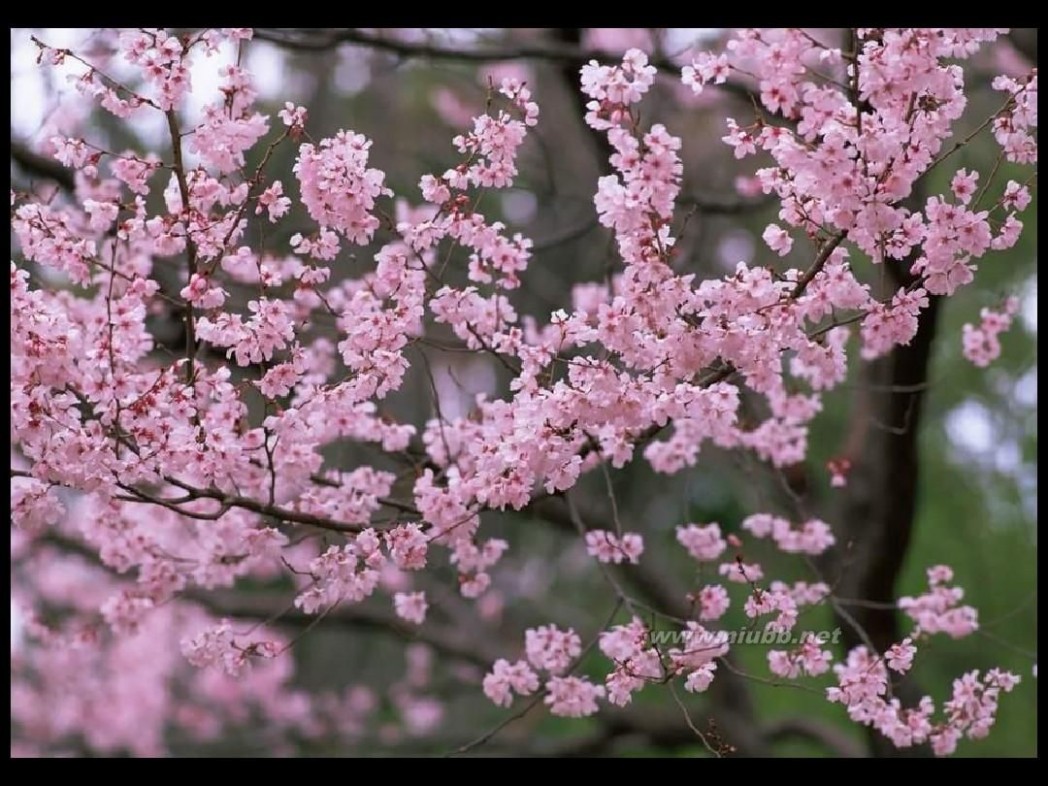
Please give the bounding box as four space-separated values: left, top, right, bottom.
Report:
10 28 1034 757
962 297 1020 367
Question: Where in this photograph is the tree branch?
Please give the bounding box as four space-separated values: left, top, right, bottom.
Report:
164 109 199 386
159 475 366 534
252 28 759 104
193 589 504 667
32 529 503 667
11 140 76 192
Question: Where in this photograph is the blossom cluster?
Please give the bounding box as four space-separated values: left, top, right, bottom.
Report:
10 28 1033 756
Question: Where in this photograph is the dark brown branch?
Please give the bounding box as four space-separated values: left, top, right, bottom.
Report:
678 192 776 215
160 475 365 534
255 27 656 66
35 530 103 564
530 217 600 253
11 140 76 192
790 231 846 299
30 530 503 668
252 28 759 104
164 109 199 385
193 589 503 667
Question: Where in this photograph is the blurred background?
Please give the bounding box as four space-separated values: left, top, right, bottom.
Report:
10 28 1037 757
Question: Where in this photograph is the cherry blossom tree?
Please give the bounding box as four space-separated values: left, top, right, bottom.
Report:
10 28 1037 758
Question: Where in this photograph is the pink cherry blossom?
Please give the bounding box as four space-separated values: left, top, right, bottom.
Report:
898 566 980 638
719 560 765 584
695 584 731 621
525 625 582 675
682 52 730 95
10 28 1033 757
676 522 727 561
393 591 428 625
886 638 917 673
962 298 1019 367
385 523 429 570
585 529 644 564
950 168 979 205
762 223 794 256
294 130 390 246
483 659 540 707
544 676 605 718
